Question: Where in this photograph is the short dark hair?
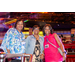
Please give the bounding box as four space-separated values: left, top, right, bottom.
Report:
61 34 63 38
14 19 25 30
43 24 53 36
33 25 40 31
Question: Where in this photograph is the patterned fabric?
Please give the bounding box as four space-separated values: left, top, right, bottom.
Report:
32 40 41 62
25 35 44 54
1 28 26 55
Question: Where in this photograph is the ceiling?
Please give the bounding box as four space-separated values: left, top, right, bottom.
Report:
9 12 75 24
0 12 75 31
0 12 10 17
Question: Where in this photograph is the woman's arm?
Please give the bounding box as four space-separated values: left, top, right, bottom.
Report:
40 50 44 60
40 37 44 60
25 36 29 54
6 30 14 53
6 53 23 58
54 33 65 52
1 30 12 53
54 33 66 61
6 53 32 58
6 48 10 53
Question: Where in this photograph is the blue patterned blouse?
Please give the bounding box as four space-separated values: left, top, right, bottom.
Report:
1 28 26 54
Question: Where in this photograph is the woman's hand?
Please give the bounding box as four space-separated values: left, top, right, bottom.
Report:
63 53 66 61
40 54 44 60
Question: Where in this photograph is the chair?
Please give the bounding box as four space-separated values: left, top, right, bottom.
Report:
72 41 75 44
63 44 71 52
66 55 75 62
71 43 75 52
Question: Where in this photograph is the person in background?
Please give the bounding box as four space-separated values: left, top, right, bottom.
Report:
59 34 63 41
43 24 66 62
25 25 44 62
1 19 26 62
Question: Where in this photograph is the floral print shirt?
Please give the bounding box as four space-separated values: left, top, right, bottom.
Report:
1 28 26 54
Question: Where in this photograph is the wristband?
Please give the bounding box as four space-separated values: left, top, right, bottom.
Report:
63 51 67 54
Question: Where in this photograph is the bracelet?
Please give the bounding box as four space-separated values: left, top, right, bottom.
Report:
63 51 67 54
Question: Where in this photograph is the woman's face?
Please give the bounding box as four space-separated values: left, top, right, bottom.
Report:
45 26 50 36
33 27 39 35
16 21 23 32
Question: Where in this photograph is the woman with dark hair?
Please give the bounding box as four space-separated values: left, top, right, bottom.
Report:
43 24 66 62
14 19 24 31
25 25 44 62
1 19 26 62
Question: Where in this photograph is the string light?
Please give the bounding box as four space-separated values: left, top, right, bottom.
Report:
4 19 17 24
24 19 29 22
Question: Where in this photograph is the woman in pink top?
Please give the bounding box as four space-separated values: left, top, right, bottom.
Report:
43 24 66 62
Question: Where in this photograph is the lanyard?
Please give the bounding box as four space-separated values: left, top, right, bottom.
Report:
46 38 57 48
46 37 49 44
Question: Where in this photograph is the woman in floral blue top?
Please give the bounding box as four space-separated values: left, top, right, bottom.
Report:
1 19 26 62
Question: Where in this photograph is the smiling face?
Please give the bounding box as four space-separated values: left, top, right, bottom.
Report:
45 26 50 36
16 21 23 32
33 27 39 35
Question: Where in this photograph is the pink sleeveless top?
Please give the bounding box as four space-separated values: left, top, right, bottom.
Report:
44 33 63 62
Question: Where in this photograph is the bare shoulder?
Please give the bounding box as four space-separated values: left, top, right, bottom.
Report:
53 33 58 37
53 33 60 39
